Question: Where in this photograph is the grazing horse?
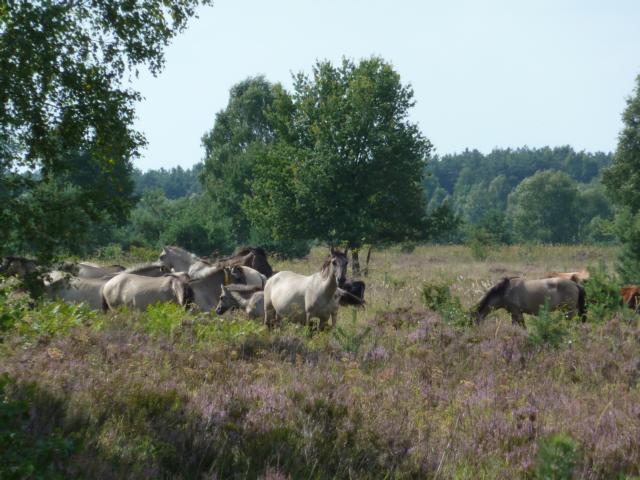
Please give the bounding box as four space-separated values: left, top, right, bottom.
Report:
101 273 194 311
544 269 590 283
214 246 274 278
263 248 348 330
188 265 264 312
215 284 265 319
474 276 586 326
621 286 640 313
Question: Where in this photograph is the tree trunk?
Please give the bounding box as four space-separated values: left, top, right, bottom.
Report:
351 248 361 277
364 246 373 277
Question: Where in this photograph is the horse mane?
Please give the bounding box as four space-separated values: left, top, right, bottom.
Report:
475 277 513 313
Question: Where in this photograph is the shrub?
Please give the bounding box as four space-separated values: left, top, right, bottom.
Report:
532 433 582 479
527 303 568 349
0 374 76 479
140 302 185 338
0 277 30 336
585 261 622 320
332 310 371 357
421 281 467 326
16 300 96 339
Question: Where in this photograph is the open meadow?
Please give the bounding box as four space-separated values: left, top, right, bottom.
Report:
2 244 640 479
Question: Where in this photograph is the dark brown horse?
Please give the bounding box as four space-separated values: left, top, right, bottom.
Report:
213 246 273 278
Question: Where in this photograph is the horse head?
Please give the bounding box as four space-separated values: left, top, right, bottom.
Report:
473 277 512 323
326 248 348 286
215 285 234 315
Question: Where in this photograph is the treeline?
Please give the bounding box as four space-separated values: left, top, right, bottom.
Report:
425 146 615 244
111 145 615 258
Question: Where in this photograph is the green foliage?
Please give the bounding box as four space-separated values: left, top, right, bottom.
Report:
425 147 613 244
585 262 622 319
603 74 640 213
0 277 30 337
508 170 580 244
16 300 96 339
0 1 212 260
0 374 76 479
468 228 493 261
140 303 185 338
245 57 433 249
133 164 203 200
332 311 372 356
613 209 640 284
527 303 568 349
532 434 582 479
421 281 466 325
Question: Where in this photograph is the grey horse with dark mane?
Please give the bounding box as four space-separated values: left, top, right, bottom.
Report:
211 246 273 278
263 248 348 330
473 276 586 326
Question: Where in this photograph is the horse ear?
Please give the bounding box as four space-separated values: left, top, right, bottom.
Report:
330 245 335 255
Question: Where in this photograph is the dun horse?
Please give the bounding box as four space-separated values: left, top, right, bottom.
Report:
544 269 590 283
474 276 586 325
215 284 265 318
263 248 348 330
101 272 193 311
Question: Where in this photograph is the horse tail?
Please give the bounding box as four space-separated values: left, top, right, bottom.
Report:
577 283 587 322
175 278 194 309
100 287 109 313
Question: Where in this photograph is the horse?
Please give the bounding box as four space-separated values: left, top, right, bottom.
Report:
189 265 265 312
75 263 125 278
214 246 274 278
47 263 170 309
158 245 209 276
621 286 640 313
101 272 194 311
544 269 590 283
263 248 348 330
473 276 586 326
215 284 265 319
0 256 39 277
337 280 366 307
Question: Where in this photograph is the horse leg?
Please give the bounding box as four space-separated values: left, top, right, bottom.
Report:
330 310 338 328
510 310 525 327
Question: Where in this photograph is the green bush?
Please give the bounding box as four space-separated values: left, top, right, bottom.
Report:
532 433 582 479
585 261 622 320
140 302 185 338
332 310 371 357
421 281 467 326
0 277 30 336
13 300 95 340
527 303 568 349
0 374 76 479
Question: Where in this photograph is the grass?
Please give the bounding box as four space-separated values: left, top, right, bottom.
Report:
1 244 638 478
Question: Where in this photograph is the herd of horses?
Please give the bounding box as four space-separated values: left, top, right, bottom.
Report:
1 248 639 329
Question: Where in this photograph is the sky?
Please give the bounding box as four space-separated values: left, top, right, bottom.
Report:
132 0 640 171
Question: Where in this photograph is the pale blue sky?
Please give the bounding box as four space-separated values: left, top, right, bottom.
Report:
132 0 640 171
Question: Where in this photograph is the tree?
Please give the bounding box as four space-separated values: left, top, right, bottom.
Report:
201 77 279 243
603 75 640 212
507 170 580 244
0 0 212 259
603 74 640 280
245 57 432 267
